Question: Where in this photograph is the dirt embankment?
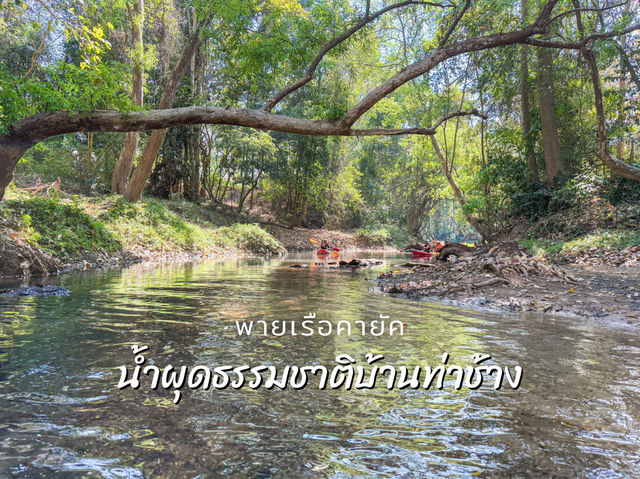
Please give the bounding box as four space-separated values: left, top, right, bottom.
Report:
553 246 640 267
0 227 140 277
262 224 393 251
0 227 61 277
376 242 640 324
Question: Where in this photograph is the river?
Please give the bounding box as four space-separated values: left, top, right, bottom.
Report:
1 254 639 477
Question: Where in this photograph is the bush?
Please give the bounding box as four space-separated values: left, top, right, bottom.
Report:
101 196 284 255
511 183 553 219
355 227 391 246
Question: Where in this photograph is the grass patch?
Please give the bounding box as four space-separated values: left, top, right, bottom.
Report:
1 193 285 261
523 229 640 257
208 223 286 255
1 197 121 259
100 196 284 255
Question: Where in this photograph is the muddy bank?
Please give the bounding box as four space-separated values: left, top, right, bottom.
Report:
376 243 640 324
0 227 278 279
551 246 640 267
0 230 139 278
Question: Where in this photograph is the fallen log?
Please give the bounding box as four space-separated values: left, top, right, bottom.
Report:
397 262 438 268
437 241 524 261
472 277 510 289
437 242 479 260
403 242 424 251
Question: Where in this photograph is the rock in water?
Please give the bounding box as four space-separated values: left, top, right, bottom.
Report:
339 258 384 269
0 285 70 297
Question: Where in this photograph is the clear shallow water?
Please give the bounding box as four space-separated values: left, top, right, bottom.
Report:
0 254 639 478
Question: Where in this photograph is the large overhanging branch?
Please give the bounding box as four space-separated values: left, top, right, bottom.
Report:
4 107 485 144
263 0 448 113
0 107 483 199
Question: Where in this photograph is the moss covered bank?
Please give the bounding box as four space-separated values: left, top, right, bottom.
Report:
0 190 285 277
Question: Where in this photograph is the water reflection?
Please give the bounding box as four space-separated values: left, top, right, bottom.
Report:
0 255 639 477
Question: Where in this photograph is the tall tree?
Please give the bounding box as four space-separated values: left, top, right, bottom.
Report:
536 40 563 186
111 0 145 194
520 0 539 182
186 10 205 202
124 20 206 202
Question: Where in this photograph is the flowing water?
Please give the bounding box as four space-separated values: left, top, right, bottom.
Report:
0 254 639 478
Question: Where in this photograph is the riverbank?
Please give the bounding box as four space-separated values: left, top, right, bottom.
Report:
0 189 286 277
501 200 640 267
376 243 640 324
0 186 397 278
262 223 395 251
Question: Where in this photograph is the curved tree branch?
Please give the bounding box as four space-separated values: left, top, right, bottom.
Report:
438 0 471 48
0 107 483 199
342 0 560 127
573 3 640 181
4 107 486 143
263 0 447 112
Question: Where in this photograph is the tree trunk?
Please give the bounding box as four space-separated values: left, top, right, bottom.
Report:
0 140 31 199
568 1 640 182
429 135 492 241
187 127 201 201
124 23 206 202
187 24 204 203
536 42 563 186
520 0 539 182
111 0 145 194
582 47 640 181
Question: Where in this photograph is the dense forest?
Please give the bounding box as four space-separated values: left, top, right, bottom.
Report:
3 3 640 475
1 0 639 245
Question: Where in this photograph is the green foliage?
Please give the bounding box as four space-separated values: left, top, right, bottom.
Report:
262 133 332 225
355 226 391 245
524 230 640 258
0 61 132 130
1 192 285 261
15 133 123 191
101 196 284 255
3 197 121 258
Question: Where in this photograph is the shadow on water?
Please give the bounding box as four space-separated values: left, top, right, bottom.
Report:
0 254 639 477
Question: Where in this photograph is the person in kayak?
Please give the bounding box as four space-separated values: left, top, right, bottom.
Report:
320 240 331 251
423 241 431 252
